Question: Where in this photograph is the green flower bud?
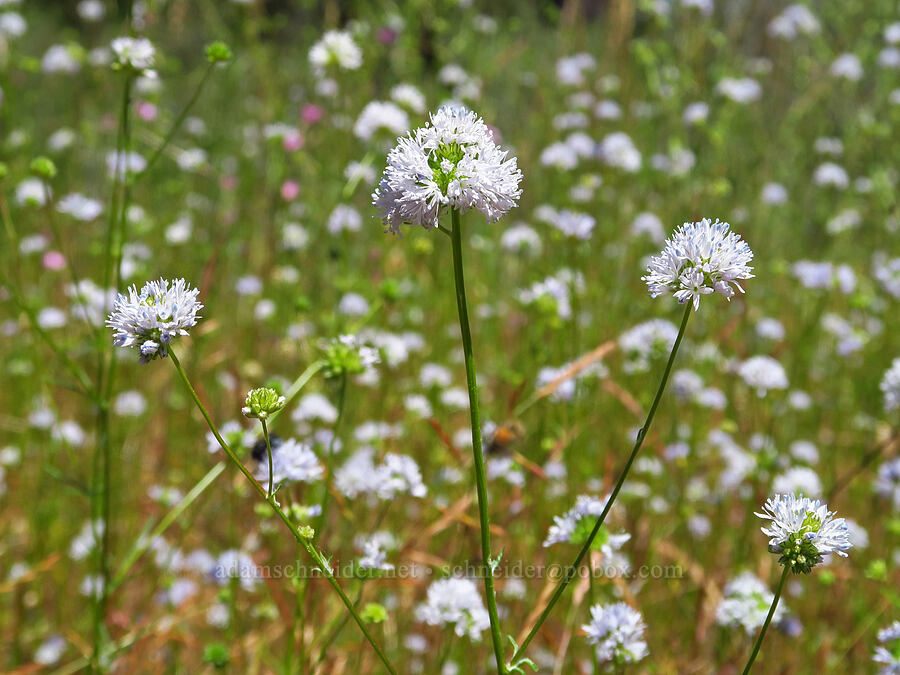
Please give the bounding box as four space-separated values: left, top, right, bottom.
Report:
202 643 230 669
29 157 57 180
297 525 315 540
361 602 388 624
205 41 233 64
241 387 286 420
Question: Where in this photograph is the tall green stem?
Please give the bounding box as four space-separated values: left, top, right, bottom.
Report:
741 564 790 674
317 373 347 539
168 350 396 674
448 207 506 674
137 64 216 180
513 302 692 663
90 72 133 675
261 418 274 497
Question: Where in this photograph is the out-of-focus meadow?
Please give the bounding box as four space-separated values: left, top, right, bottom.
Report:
1 0 900 673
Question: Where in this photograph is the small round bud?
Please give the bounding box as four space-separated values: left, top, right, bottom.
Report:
297 525 315 540
29 157 57 180
205 41 233 64
241 387 286 420
322 334 380 379
361 602 388 624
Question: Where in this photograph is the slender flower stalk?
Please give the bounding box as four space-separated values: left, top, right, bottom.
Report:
511 302 691 663
90 68 133 675
741 564 790 675
450 207 507 673
316 373 347 539
167 349 397 675
261 419 274 497
741 494 851 672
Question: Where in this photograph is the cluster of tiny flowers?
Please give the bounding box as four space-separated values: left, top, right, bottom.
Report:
241 387 285 420
715 572 788 634
642 218 754 309
582 602 649 665
335 448 427 500
543 494 629 549
881 357 900 413
373 106 523 233
256 438 323 486
756 494 852 574
873 621 900 674
111 36 156 74
322 334 380 379
106 278 202 363
308 30 362 73
416 577 490 641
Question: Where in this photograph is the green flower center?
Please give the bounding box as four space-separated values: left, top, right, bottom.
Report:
427 142 472 195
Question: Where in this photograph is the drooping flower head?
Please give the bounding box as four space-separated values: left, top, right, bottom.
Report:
582 602 649 665
373 106 523 234
106 278 202 363
643 218 754 309
755 494 852 574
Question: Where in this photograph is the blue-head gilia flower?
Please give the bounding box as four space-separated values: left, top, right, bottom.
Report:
755 494 852 574
582 602 649 665
373 106 523 234
106 278 202 363
643 218 754 310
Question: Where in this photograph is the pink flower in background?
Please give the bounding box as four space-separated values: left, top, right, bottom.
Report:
136 101 157 121
301 104 323 125
376 27 398 45
220 175 237 191
281 179 300 201
283 130 304 152
43 251 66 270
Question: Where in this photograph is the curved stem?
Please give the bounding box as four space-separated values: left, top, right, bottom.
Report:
168 350 395 674
514 302 692 662
742 564 790 674
449 207 506 674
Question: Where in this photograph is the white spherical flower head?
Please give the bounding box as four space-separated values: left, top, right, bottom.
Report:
416 577 490 641
582 602 649 665
642 218 754 310
372 106 523 234
106 278 202 363
308 30 362 73
111 37 156 73
755 494 852 574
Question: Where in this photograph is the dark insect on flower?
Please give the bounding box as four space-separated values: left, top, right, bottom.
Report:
252 434 282 463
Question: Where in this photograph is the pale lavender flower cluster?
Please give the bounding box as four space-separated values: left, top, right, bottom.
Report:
373 106 523 233
106 278 202 363
643 219 754 309
582 602 649 664
756 494 852 573
416 577 490 641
